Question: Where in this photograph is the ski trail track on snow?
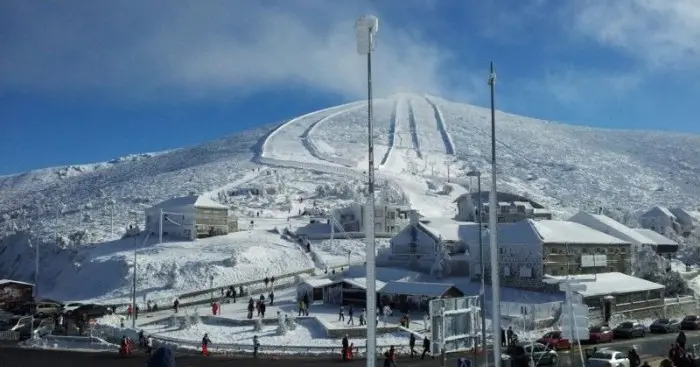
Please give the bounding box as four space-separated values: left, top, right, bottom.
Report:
301 103 366 167
424 96 456 155
379 99 399 167
407 100 423 159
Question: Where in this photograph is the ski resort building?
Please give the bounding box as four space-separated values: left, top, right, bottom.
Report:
453 191 552 223
632 229 679 254
467 219 632 290
544 272 665 324
145 195 236 240
568 211 656 265
639 206 681 235
379 215 470 275
330 203 413 235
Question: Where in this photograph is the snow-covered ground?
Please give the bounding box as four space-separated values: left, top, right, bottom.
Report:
309 238 391 267
1 92 700 312
41 229 314 304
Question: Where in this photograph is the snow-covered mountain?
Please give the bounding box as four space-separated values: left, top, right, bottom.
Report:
1 93 699 302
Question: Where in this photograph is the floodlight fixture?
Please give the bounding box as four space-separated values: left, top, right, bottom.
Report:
355 15 379 55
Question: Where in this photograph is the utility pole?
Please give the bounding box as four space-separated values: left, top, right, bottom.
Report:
159 208 163 244
131 233 138 329
444 160 451 182
488 61 502 367
467 171 487 367
110 200 114 236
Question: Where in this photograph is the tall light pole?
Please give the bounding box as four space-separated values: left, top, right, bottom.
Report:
132 233 138 329
487 61 502 366
467 171 487 367
356 15 379 367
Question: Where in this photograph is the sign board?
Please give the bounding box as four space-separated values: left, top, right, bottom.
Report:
580 254 607 268
560 303 590 340
429 296 480 355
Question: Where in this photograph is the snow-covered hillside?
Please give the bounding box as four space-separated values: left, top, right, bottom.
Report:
1 93 700 302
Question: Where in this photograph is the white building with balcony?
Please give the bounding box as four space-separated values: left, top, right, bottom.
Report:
331 202 414 235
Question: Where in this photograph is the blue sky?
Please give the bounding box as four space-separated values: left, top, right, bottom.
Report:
2 0 700 175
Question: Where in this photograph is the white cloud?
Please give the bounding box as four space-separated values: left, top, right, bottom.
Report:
521 68 643 106
570 0 700 69
0 1 468 101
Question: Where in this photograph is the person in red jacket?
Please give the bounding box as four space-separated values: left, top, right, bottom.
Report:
211 302 219 315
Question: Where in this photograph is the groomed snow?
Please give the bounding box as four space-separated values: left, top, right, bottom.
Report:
151 319 409 348
43 229 313 303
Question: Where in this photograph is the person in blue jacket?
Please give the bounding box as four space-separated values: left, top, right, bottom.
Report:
147 347 175 367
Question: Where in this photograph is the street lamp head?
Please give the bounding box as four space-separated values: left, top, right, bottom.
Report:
466 170 481 177
355 15 379 55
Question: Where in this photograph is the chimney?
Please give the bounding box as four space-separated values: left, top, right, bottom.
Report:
409 210 419 225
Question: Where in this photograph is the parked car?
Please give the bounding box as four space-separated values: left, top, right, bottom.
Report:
681 316 700 330
33 302 62 318
650 318 681 333
62 302 85 316
588 325 614 343
506 342 559 366
537 330 571 350
612 322 646 338
0 316 52 340
587 349 630 367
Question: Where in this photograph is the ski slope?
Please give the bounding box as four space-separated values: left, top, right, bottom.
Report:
2 92 700 305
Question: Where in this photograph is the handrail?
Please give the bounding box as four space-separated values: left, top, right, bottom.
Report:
112 267 315 308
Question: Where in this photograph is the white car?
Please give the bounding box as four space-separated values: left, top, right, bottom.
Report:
587 350 630 367
62 302 84 315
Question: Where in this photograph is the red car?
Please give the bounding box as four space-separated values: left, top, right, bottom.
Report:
588 325 614 343
536 331 571 350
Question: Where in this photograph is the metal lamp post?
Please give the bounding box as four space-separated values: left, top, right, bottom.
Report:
487 61 502 367
467 170 487 366
356 15 379 367
131 233 138 329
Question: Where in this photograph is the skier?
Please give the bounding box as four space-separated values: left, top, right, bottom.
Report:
259 302 266 318
386 346 397 367
201 333 212 356
677 331 687 350
247 298 254 319
145 335 154 356
173 298 180 313
409 333 416 359
253 335 260 358
211 302 219 316
342 335 349 361
338 306 345 322
270 276 275 285
264 277 269 288
421 336 432 359
268 291 274 305
347 306 354 325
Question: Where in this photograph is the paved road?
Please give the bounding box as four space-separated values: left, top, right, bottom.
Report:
5 330 699 367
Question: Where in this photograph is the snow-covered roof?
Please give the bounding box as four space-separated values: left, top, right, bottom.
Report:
531 220 630 245
418 218 469 242
0 279 33 287
569 212 652 245
149 195 228 210
380 281 461 297
304 278 338 288
641 206 676 219
342 265 422 282
343 277 387 291
633 229 678 246
669 208 694 221
543 272 664 298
